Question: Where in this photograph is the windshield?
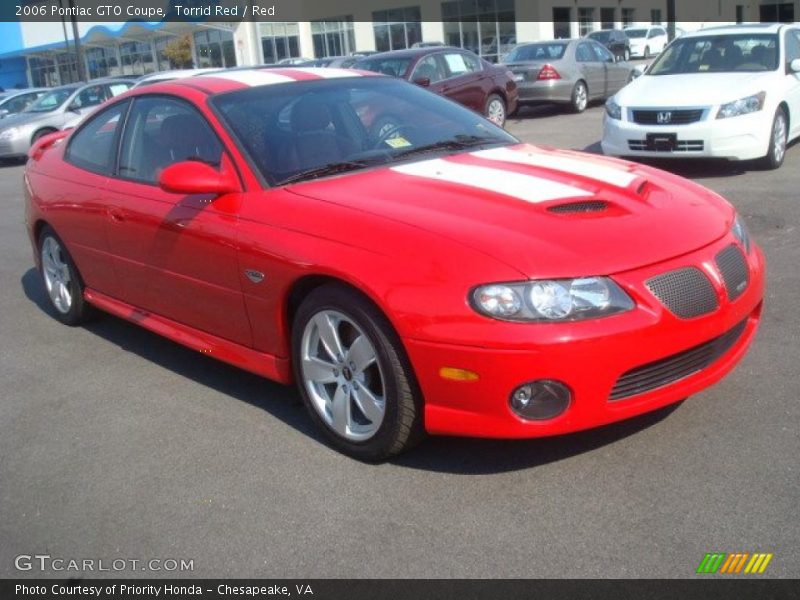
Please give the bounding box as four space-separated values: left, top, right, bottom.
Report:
626 29 647 39
25 88 74 113
588 31 611 43
355 57 413 78
504 43 567 62
212 77 516 186
648 33 779 75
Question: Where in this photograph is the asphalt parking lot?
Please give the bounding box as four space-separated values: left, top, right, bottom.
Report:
1 103 797 579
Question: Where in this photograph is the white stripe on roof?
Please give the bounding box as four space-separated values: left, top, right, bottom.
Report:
391 158 592 204
211 70 296 86
296 68 363 79
471 146 637 189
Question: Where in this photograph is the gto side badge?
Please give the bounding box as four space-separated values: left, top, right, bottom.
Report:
244 269 265 284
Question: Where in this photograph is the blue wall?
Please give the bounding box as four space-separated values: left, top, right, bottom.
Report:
0 22 27 89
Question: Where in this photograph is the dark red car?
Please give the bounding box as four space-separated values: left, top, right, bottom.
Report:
354 47 518 127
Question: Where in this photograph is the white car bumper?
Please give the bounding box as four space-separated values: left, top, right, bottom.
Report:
601 109 772 161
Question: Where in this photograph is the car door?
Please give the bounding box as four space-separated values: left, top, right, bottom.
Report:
591 41 626 95
783 29 800 140
56 100 130 295
575 41 605 99
411 53 448 92
436 51 486 111
103 94 252 346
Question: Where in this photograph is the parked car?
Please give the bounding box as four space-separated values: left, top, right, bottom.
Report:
0 79 134 160
624 25 669 58
587 29 632 61
133 68 219 88
304 56 360 69
602 23 800 169
0 88 47 119
354 48 518 126
24 67 764 460
277 57 314 66
503 39 635 113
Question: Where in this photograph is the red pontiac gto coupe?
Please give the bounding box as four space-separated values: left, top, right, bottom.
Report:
24 67 764 460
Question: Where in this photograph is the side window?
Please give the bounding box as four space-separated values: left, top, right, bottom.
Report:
575 43 596 62
412 55 446 83
785 30 800 64
118 96 222 185
5 94 32 113
107 82 132 97
70 85 106 110
461 52 483 72
592 42 614 62
65 100 128 174
442 52 473 77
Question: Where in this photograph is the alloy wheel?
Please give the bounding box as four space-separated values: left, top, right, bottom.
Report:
299 310 386 442
486 97 506 126
773 112 787 164
41 236 73 314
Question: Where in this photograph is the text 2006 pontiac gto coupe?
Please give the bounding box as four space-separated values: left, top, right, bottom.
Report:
24 68 764 460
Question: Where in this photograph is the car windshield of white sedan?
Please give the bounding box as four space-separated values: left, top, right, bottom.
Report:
505 43 567 62
212 77 516 186
648 34 779 75
25 88 74 113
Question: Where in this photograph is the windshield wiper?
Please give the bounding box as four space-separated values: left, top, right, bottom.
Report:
391 135 503 161
278 160 372 186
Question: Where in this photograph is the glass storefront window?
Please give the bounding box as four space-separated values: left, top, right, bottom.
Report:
119 41 155 76
311 18 356 58
260 22 301 63
373 6 422 52
194 29 236 69
86 46 119 79
442 0 516 63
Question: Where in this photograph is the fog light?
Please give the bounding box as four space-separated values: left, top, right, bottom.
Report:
509 380 571 420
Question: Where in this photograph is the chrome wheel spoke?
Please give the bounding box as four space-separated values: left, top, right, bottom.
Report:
313 312 344 361
330 385 350 436
302 356 338 384
347 335 376 374
41 237 72 314
351 385 383 424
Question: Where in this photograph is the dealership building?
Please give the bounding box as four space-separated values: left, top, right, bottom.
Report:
0 0 797 89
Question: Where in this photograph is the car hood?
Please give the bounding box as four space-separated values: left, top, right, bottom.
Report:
615 72 775 106
286 143 734 278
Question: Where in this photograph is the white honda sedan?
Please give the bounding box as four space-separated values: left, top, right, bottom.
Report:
624 25 669 58
602 24 800 169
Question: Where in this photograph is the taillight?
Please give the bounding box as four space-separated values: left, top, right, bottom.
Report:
537 64 562 80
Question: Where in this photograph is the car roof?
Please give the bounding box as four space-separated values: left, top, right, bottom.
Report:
356 47 463 61
132 67 379 96
682 23 788 37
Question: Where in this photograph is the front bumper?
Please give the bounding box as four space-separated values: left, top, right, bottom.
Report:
0 136 31 158
601 109 772 160
404 235 765 438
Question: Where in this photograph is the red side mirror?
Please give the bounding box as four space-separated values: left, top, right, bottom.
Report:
413 76 431 87
158 160 240 196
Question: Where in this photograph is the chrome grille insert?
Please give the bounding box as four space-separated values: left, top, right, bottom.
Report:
715 245 749 301
646 267 718 319
610 319 747 401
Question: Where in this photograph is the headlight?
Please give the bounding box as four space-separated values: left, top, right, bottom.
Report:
605 98 622 120
716 92 765 119
0 127 21 141
732 214 751 254
471 277 634 322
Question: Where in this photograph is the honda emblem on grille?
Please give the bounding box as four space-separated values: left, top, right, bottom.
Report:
657 111 673 124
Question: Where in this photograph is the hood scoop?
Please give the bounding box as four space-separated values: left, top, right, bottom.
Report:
547 200 608 214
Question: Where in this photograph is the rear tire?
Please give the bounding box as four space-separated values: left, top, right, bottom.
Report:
485 93 507 127
291 284 425 461
38 226 94 326
760 107 788 170
570 80 588 113
624 48 631 61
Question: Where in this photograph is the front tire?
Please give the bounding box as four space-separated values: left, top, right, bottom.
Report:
32 128 57 144
292 284 424 461
624 48 631 61
761 108 788 170
570 80 588 113
38 226 94 326
485 93 507 127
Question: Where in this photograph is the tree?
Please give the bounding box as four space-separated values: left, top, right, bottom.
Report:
162 34 193 69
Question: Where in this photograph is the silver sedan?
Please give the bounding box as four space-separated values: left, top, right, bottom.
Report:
503 39 635 113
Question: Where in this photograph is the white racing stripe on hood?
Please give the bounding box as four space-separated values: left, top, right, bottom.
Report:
298 68 362 78
472 146 637 189
391 158 593 204
212 70 295 86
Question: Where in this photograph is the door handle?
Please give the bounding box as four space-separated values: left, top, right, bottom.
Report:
108 208 125 223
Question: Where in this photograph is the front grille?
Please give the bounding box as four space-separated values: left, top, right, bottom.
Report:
716 244 749 301
646 267 719 319
547 200 608 214
632 109 705 125
610 319 748 400
628 140 704 152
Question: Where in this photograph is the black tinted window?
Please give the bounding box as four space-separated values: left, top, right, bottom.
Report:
575 43 595 62
65 101 128 174
118 96 222 184
505 43 567 61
